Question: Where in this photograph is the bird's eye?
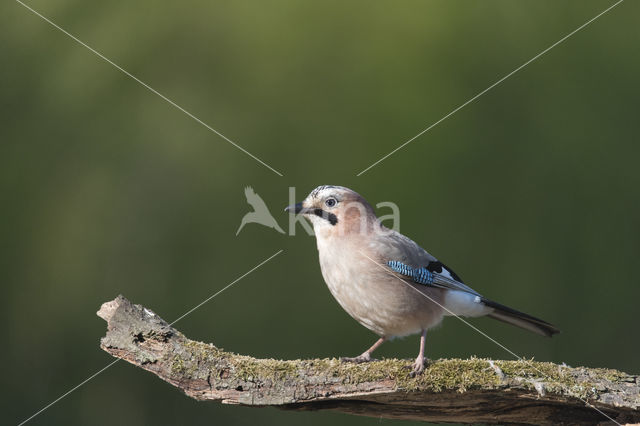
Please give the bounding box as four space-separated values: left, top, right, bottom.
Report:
325 198 337 208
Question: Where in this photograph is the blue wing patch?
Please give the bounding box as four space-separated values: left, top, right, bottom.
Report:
413 267 434 285
387 260 413 276
389 260 482 296
388 261 434 285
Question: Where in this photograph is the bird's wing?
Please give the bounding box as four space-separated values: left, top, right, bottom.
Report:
432 270 481 296
387 260 481 296
377 229 481 296
427 261 482 296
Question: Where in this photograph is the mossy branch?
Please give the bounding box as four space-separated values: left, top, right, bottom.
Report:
98 296 639 425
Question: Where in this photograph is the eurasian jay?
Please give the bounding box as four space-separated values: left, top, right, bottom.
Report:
286 185 559 375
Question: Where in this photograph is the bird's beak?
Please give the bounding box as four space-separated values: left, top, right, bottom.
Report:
285 202 305 214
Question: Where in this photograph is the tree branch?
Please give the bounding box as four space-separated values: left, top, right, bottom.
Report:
97 296 639 425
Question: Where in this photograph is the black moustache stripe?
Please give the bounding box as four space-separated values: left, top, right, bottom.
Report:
312 208 338 226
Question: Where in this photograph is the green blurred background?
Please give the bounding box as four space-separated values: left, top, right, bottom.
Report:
2 0 639 424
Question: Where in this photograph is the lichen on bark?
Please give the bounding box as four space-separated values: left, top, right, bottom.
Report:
97 295 640 425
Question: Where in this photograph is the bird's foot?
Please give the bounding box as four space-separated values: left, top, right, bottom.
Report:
340 352 375 364
408 355 426 377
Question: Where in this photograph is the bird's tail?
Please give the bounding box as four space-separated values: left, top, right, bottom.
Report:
482 298 560 337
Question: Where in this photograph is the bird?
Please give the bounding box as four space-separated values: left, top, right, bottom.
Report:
236 186 285 235
285 185 559 375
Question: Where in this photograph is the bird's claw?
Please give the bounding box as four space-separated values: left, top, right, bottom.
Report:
340 353 375 364
408 356 426 377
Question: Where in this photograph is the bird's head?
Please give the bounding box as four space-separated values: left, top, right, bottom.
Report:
285 185 378 238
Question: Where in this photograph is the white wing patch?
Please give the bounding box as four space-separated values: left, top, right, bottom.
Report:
443 291 492 317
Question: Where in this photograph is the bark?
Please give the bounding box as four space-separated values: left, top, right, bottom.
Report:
97 295 639 425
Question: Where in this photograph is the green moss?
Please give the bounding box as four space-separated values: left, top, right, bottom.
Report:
403 357 502 392
171 355 186 374
225 356 503 392
302 357 407 384
490 359 627 400
169 340 227 378
495 359 564 380
232 355 300 382
169 339 632 400
182 340 227 362
592 367 627 383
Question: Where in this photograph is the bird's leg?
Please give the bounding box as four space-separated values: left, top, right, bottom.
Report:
340 337 385 363
410 330 428 376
